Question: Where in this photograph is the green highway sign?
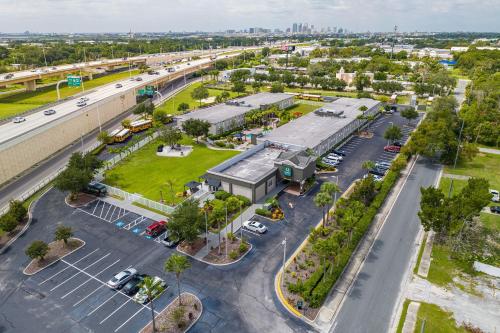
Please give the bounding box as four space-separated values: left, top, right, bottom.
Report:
138 89 146 96
67 75 81 87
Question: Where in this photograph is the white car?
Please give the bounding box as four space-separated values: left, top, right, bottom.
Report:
80 97 90 102
243 220 267 234
321 158 339 166
107 268 138 289
13 116 26 123
76 100 87 107
327 153 343 161
490 189 499 202
132 276 166 304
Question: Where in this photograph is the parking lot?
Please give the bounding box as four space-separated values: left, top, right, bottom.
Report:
319 112 421 190
24 246 175 333
77 200 165 243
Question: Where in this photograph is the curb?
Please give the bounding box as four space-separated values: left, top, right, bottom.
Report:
22 238 86 276
0 186 52 255
138 292 203 333
273 181 359 322
176 240 253 267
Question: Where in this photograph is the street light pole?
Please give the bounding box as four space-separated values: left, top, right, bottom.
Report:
448 118 465 198
205 210 208 244
225 205 228 258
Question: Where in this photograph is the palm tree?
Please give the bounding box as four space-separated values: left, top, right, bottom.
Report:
164 178 176 205
164 254 191 306
140 276 164 333
314 191 333 227
320 182 340 203
362 160 375 171
341 209 357 245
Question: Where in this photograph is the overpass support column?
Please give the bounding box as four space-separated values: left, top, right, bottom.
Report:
105 66 114 72
24 79 37 91
87 72 93 80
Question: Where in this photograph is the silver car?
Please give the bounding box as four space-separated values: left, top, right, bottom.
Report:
13 116 26 123
243 220 267 234
43 109 56 116
106 268 138 289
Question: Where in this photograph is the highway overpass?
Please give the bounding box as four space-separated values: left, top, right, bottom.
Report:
0 48 225 91
0 49 248 186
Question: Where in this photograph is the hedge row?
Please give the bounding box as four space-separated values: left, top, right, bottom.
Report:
303 155 409 308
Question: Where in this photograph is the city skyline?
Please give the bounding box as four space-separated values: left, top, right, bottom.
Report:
1 0 499 33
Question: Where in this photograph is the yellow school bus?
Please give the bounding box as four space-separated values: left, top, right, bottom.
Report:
129 119 152 133
114 128 131 143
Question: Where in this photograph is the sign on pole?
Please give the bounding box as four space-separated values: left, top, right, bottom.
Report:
282 165 293 178
67 75 82 87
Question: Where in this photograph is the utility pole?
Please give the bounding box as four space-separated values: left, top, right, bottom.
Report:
448 118 465 198
42 47 48 67
390 25 398 60
281 238 287 286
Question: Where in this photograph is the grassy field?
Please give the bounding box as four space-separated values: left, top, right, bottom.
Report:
0 70 139 120
155 81 239 116
444 152 500 189
104 136 239 203
414 302 467 333
438 177 468 197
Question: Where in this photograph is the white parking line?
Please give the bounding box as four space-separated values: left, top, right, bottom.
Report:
39 249 99 285
111 211 129 224
73 285 104 307
61 259 154 312
60 259 120 299
86 292 120 317
50 253 111 291
91 202 100 215
103 203 113 221
114 307 145 332
99 299 132 324
99 202 106 218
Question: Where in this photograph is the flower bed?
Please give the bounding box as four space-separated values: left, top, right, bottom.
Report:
140 293 202 333
203 237 250 265
24 238 85 275
177 237 206 257
281 154 408 319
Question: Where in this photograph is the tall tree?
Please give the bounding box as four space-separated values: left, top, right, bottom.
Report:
181 119 210 143
140 276 164 333
54 225 73 245
314 191 333 227
401 108 419 125
384 125 403 143
159 126 182 148
167 199 203 244
191 86 209 106
164 254 191 306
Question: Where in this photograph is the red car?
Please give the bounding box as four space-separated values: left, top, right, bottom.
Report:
384 145 401 153
145 221 167 237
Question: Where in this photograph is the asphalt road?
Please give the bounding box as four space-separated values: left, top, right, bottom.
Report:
330 157 441 333
0 112 412 333
0 75 196 211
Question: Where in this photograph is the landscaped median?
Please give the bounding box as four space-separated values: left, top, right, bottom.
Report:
139 292 202 333
275 153 410 321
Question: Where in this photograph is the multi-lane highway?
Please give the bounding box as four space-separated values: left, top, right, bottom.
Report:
0 52 236 147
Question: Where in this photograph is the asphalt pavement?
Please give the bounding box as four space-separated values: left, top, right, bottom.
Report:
330 157 441 333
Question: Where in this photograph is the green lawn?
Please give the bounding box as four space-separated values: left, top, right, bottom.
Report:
0 70 139 120
438 177 468 197
396 299 412 333
288 102 321 115
450 68 469 80
104 136 239 203
444 153 500 190
414 302 467 333
155 81 239 116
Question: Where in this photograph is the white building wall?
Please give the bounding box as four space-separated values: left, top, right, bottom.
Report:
232 184 253 199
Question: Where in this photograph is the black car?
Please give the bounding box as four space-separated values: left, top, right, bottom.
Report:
122 274 148 296
369 167 386 177
393 141 403 147
157 144 164 152
332 149 346 156
490 206 500 214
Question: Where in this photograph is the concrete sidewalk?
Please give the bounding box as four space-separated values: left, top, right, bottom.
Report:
479 147 500 155
101 196 167 221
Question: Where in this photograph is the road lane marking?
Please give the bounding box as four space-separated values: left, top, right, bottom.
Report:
39 249 99 285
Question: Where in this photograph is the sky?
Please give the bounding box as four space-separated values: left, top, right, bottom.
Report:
0 0 499 33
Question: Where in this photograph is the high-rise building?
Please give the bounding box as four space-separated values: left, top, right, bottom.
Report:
292 23 298 33
298 23 303 33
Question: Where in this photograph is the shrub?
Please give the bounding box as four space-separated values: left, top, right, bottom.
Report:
287 278 305 294
302 264 327 300
0 214 18 233
214 191 231 200
229 250 239 260
239 242 249 254
227 143 235 149
170 306 186 328
25 240 49 261
214 141 226 148
235 195 251 206
8 200 27 222
255 208 272 217
226 232 236 242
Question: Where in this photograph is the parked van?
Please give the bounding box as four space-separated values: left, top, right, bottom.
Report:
84 182 107 197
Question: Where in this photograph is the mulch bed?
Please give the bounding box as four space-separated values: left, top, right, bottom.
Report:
358 131 374 139
24 238 84 275
203 238 249 264
66 193 96 207
0 217 28 249
140 293 202 333
177 238 206 256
